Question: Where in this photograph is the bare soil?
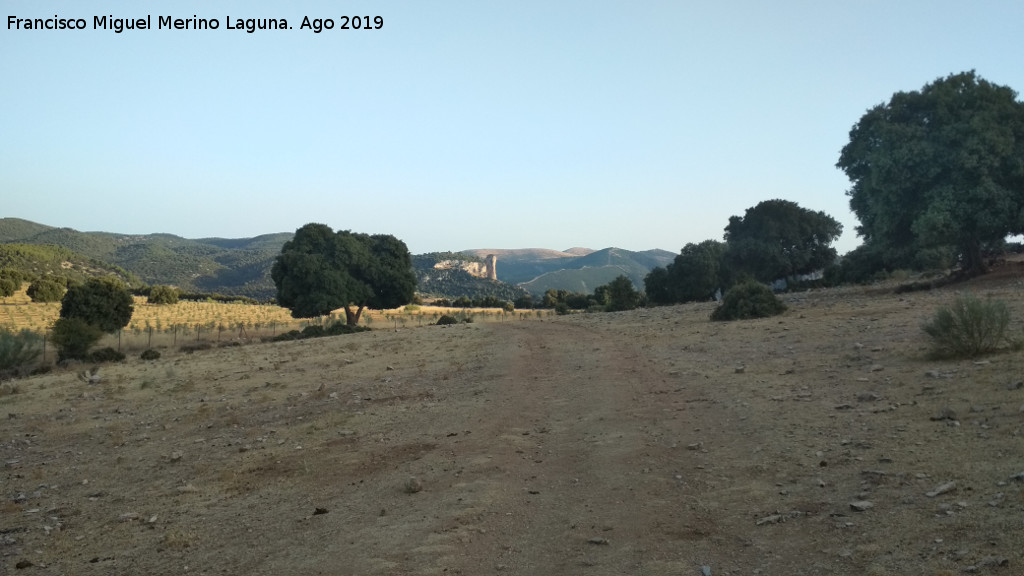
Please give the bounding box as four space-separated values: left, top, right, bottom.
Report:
4 274 1024 575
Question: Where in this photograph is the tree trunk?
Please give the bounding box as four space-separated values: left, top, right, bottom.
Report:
344 305 365 327
961 238 988 278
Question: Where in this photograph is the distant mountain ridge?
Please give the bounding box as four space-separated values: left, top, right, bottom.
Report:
462 246 675 296
0 218 675 301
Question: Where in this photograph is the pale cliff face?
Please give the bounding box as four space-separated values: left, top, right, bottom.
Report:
433 254 498 281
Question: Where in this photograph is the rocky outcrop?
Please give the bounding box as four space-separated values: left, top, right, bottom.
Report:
433 254 497 281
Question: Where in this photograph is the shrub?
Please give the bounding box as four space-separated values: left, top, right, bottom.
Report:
89 347 126 363
141 349 161 361
60 277 134 333
50 317 104 361
148 285 180 305
180 342 213 354
26 277 66 302
325 322 369 336
301 325 326 338
271 330 302 342
0 269 25 297
711 281 787 321
0 329 43 378
435 314 459 326
922 294 1014 358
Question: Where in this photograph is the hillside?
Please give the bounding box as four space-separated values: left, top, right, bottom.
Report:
0 218 288 299
464 246 675 295
412 252 528 301
0 243 134 285
0 218 674 301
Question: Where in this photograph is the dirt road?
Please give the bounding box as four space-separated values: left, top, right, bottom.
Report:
4 283 1024 575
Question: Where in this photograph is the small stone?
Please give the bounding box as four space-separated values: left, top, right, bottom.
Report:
687 442 703 450
849 500 874 512
386 365 394 371
869 364 884 372
587 537 609 545
735 366 745 374
926 481 957 497
15 560 33 569
931 408 957 421
1008 381 1023 390
701 566 713 576
1010 471 1024 482
404 476 423 494
857 392 882 402
313 507 328 515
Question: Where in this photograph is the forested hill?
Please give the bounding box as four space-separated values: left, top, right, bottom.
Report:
0 218 675 301
0 218 291 299
0 243 134 285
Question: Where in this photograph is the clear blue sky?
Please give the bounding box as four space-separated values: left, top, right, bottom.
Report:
2 0 1022 255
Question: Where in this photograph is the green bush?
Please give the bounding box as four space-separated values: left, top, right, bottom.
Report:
301 325 326 338
141 349 161 361
324 322 369 336
89 347 126 363
0 269 25 297
0 278 16 298
50 317 104 361
26 277 66 303
922 294 1014 358
0 329 43 378
435 314 459 325
148 285 180 305
711 280 787 321
60 277 134 333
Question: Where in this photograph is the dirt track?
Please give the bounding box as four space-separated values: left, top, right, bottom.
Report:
4 279 1024 575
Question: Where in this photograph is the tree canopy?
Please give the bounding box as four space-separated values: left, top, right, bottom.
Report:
599 275 642 312
724 199 842 284
59 277 134 333
644 240 727 305
26 277 65 303
837 71 1024 276
271 223 417 326
148 285 180 305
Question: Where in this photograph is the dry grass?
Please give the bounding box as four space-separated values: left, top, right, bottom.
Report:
3 273 1024 574
0 287 549 358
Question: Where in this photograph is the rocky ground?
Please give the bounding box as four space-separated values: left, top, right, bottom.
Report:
3 272 1024 575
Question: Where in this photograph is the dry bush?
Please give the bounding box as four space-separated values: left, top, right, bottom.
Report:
922 294 1016 358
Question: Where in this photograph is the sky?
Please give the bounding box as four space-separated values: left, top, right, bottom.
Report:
2 1 1023 255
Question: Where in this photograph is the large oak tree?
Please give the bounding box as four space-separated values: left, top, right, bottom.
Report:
837 71 1024 277
271 223 416 326
724 199 842 284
